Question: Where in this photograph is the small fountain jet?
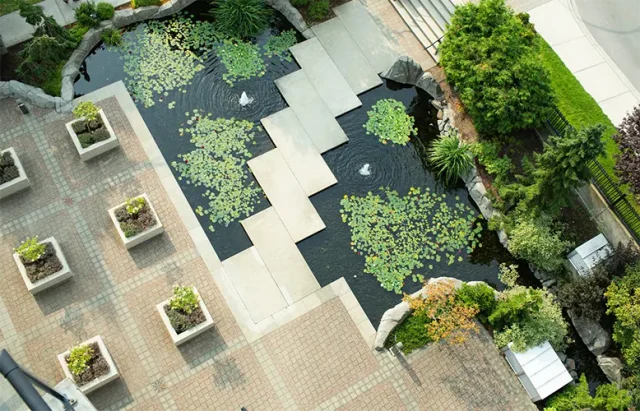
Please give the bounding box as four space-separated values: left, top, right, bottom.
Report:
239 92 254 107
359 163 371 176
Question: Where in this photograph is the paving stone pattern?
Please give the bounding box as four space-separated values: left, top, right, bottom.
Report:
0 96 534 410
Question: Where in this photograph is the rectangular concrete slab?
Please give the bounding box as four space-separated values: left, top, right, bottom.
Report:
528 0 583 46
574 62 629 102
222 247 288 323
333 1 398 73
275 70 348 153
290 37 362 116
553 37 604 73
242 207 320 304
311 18 382 95
261 108 337 196
600 91 639 126
248 149 326 242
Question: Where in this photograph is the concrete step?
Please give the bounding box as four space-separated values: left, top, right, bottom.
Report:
440 0 456 16
311 18 383 95
248 148 326 243
333 1 398 73
403 0 443 41
261 108 337 196
389 0 439 59
420 0 451 31
275 70 348 153
290 37 362 116
241 207 320 305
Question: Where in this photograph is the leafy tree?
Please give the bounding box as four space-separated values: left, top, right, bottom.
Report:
545 374 631 411
210 0 271 38
439 0 553 135
17 35 69 83
19 0 74 43
613 105 640 197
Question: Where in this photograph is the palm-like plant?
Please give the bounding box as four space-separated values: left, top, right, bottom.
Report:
210 0 271 38
428 131 474 184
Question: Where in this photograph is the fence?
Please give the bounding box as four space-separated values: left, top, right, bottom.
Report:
545 107 640 243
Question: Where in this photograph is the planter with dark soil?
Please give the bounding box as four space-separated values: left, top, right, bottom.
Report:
0 147 30 200
13 237 72 294
108 193 164 249
57 335 119 394
65 109 119 161
156 286 214 346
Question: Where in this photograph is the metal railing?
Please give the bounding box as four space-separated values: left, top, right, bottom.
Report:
545 107 640 242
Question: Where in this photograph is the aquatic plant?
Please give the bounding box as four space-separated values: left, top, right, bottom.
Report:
101 28 122 47
121 14 222 107
340 187 482 293
217 39 266 86
171 111 262 230
263 30 297 62
210 0 271 38
364 99 417 145
428 131 474 184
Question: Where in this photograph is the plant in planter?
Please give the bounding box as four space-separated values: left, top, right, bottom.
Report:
108 193 164 249
0 148 30 199
157 286 214 345
57 336 119 394
12 236 72 294
65 101 119 161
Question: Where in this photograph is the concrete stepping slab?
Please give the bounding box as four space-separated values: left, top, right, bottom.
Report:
311 18 382 95
242 207 320 304
333 1 398 73
261 108 337 196
222 246 288 323
248 148 326 242
290 37 362 116
275 70 348 153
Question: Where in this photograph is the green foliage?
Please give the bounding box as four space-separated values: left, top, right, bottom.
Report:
15 236 45 263
75 2 99 28
308 0 330 20
217 39 266 86
69 24 89 43
131 0 162 8
171 112 262 231
439 0 553 135
122 14 221 107
18 0 44 25
17 35 70 87
490 286 568 352
457 283 496 320
211 0 271 38
471 141 514 185
428 131 474 184
101 28 122 46
364 99 417 146
73 101 100 122
386 312 432 354
340 187 482 293
545 374 631 411
169 285 199 314
263 30 297 62
96 2 114 20
290 0 309 6
125 196 145 215
507 212 572 272
498 262 519 288
67 344 93 376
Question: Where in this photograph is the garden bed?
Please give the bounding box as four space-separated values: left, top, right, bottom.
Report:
66 108 119 161
13 237 72 294
0 147 30 200
156 286 214 346
108 193 164 249
57 335 119 394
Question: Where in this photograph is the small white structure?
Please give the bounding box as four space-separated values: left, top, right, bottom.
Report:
568 233 612 276
503 341 573 402
13 237 72 295
57 335 119 395
108 193 164 250
65 109 119 162
156 287 214 346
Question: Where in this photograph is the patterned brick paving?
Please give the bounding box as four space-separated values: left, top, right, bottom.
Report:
0 95 535 411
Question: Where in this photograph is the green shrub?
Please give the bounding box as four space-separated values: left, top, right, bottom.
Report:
69 24 90 43
75 2 99 28
125 196 145 215
472 141 514 185
131 0 162 8
545 374 631 411
17 35 70 86
457 283 496 321
67 344 93 376
439 0 553 135
15 236 46 263
498 263 519 288
211 0 271 38
73 101 100 122
169 285 199 314
386 313 432 354
96 2 114 20
428 131 474 184
308 0 330 20
291 0 309 6
101 28 122 46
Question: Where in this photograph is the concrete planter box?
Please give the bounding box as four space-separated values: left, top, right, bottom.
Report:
108 193 164 249
57 335 119 394
0 147 30 200
156 287 214 346
13 236 72 295
65 109 119 161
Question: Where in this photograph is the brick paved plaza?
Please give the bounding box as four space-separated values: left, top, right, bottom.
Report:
0 90 535 410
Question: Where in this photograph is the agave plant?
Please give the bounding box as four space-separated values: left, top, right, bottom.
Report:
428 131 474 184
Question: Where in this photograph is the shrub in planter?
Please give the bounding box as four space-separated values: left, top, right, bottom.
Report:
15 236 62 283
131 0 162 8
115 196 157 238
157 286 214 345
308 0 330 21
96 2 114 20
66 101 119 161
0 148 30 200
74 2 100 28
58 336 118 394
0 151 19 185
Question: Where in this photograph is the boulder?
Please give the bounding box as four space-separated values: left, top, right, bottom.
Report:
113 9 137 28
460 165 479 185
469 181 487 205
8 80 37 98
62 50 86 79
0 81 11 96
564 358 576 371
61 77 75 102
416 72 444 100
150 2 175 19
568 310 611 356
497 229 509 248
381 56 423 86
264 0 309 34
597 355 623 383
431 99 444 110
133 6 160 21
26 90 57 108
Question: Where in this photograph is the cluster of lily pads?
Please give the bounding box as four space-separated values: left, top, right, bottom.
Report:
340 187 483 293
170 110 262 231
217 39 266 86
263 29 297 62
364 99 418 145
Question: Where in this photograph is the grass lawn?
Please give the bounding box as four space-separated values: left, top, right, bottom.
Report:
0 0 42 16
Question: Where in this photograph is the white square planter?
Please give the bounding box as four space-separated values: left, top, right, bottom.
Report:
0 147 30 200
57 335 119 395
108 193 164 250
13 236 72 295
156 287 214 346
65 109 119 161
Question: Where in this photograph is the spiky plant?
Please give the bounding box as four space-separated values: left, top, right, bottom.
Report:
428 131 474 184
210 0 271 38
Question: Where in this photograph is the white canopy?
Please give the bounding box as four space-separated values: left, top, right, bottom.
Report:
567 233 612 276
503 341 573 401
